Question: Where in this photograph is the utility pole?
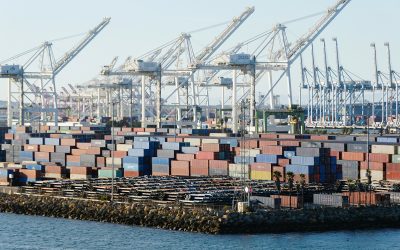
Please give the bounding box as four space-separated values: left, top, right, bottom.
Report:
111 101 115 202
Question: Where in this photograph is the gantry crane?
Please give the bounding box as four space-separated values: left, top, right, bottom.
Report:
0 17 110 126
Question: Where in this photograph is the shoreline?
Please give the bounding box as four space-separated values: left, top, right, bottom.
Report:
2 193 400 234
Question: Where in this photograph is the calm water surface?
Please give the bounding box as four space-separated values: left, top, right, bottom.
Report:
0 213 398 249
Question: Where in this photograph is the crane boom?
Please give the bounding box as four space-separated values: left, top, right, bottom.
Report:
286 0 351 62
195 6 254 64
53 17 111 76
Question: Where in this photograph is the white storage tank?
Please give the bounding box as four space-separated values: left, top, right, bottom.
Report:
0 64 22 75
229 53 252 65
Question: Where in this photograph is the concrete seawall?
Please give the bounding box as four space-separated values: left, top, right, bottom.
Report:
1 193 400 234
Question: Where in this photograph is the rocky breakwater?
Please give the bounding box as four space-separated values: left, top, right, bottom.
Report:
2 193 400 234
219 206 400 233
0 193 221 234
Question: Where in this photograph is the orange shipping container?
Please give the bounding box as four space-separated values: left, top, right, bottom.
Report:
190 159 209 168
68 166 92 175
24 144 39 152
40 145 55 153
190 165 208 176
196 151 218 160
342 152 365 161
71 149 87 156
171 161 190 176
209 160 228 169
61 138 76 146
86 147 102 155
77 143 91 149
176 153 195 161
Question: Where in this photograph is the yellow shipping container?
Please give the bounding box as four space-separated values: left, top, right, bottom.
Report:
251 170 272 180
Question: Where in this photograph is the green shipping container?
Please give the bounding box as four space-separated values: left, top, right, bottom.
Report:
392 155 400 163
98 169 123 178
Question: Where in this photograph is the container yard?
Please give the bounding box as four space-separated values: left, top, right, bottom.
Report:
1 0 400 238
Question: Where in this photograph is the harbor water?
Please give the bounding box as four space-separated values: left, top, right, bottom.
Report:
0 213 398 249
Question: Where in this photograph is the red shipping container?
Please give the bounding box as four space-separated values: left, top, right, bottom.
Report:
259 140 279 147
124 170 140 177
279 140 300 147
278 158 290 166
342 152 365 161
368 153 389 163
111 151 127 158
278 134 295 139
386 163 400 172
360 161 385 171
261 146 283 155
209 160 228 169
386 172 400 180
260 134 278 139
239 139 259 149
176 153 195 161
133 128 145 132
196 151 218 160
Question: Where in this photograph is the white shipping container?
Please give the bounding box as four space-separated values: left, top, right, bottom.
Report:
202 138 219 144
106 157 122 166
116 144 133 152
70 174 91 180
229 163 249 172
184 138 201 146
360 169 384 181
239 148 261 157
209 133 229 138
371 145 396 154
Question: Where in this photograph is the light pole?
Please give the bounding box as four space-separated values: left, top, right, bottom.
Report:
366 102 372 204
111 101 115 202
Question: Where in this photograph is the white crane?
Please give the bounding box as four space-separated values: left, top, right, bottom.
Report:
0 17 110 126
257 0 351 109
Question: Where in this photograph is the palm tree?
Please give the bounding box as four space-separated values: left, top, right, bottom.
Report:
273 171 282 198
286 171 295 209
300 173 306 208
347 179 355 206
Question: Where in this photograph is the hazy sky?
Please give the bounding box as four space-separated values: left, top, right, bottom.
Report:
0 0 398 104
